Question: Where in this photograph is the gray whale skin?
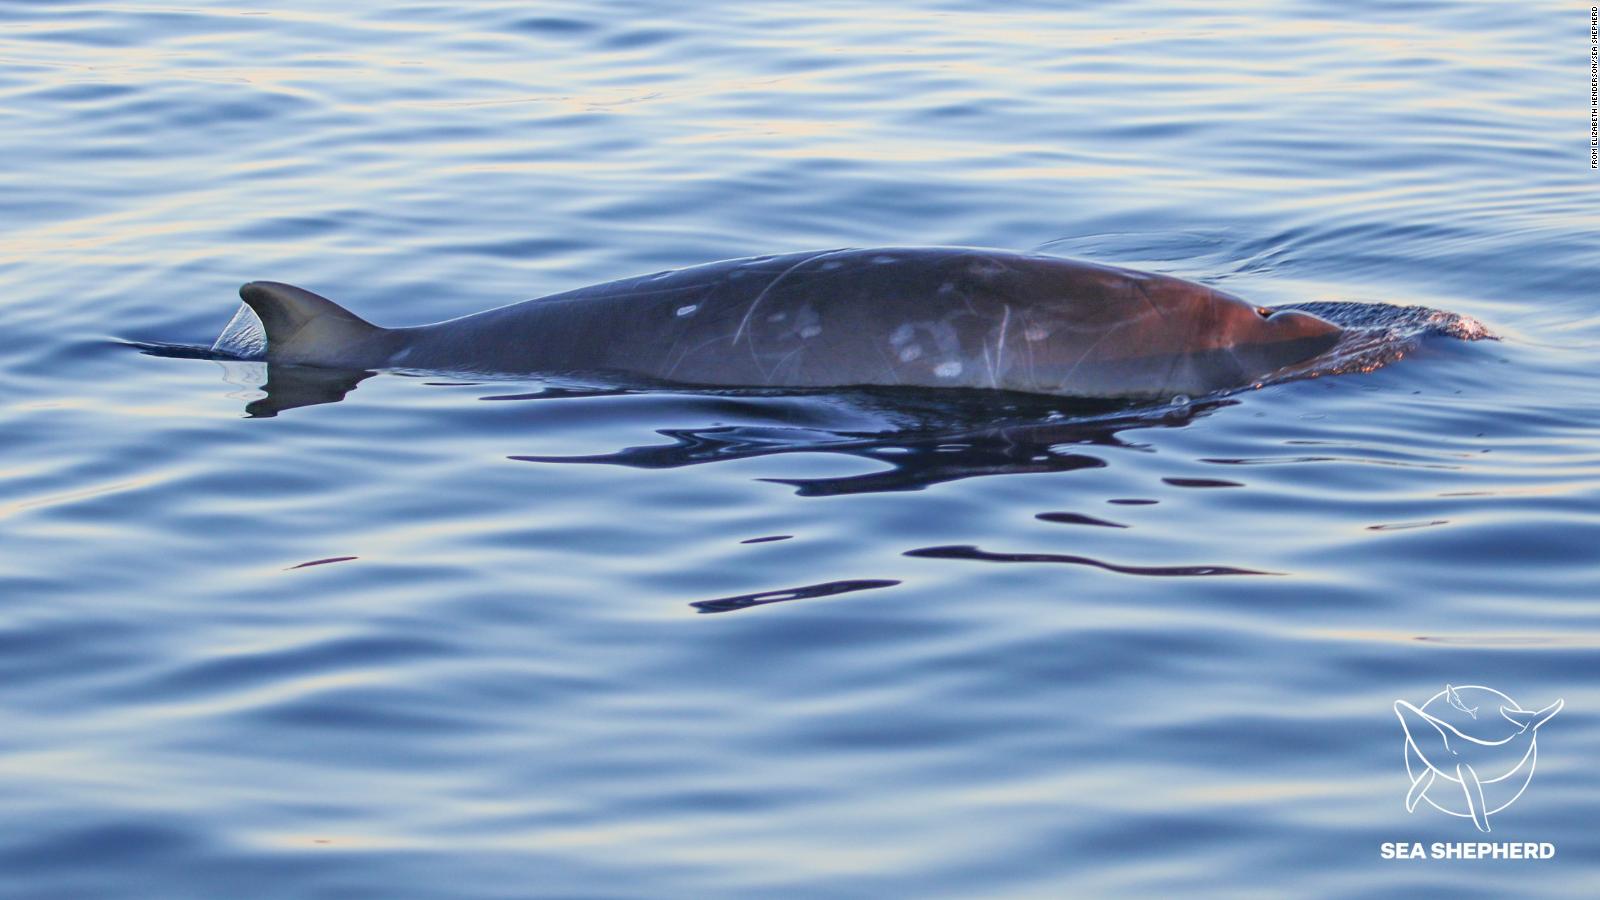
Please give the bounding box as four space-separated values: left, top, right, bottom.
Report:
231 247 1342 400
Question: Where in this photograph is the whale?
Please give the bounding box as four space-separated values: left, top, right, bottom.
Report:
219 247 1343 400
1394 688 1563 832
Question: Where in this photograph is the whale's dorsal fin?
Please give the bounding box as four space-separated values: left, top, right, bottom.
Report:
238 281 388 367
1501 699 1563 734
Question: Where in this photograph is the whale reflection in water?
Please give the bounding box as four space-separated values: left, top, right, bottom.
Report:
510 389 1228 496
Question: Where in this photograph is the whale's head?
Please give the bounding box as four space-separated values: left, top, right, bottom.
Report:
1118 274 1344 395
1203 290 1344 379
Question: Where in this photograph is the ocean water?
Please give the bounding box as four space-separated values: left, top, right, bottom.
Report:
2 1 1597 896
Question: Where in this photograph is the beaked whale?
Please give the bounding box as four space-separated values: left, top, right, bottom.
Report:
223 247 1343 400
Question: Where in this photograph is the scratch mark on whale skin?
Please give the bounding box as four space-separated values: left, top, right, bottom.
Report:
730 249 841 383
662 332 737 380
992 302 1011 389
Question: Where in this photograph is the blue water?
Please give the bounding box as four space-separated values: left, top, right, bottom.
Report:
3 1 1598 896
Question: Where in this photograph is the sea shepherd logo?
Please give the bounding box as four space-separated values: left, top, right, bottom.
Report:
1393 685 1562 832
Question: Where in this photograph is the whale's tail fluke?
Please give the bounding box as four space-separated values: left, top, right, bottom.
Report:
1501 699 1563 734
233 282 394 368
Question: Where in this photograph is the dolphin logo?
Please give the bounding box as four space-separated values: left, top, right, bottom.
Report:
1445 684 1477 719
1394 685 1562 832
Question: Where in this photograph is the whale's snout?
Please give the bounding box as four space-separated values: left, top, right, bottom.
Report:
1246 309 1343 373
1266 309 1343 343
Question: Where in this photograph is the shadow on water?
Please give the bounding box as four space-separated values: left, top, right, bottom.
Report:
901 544 1276 576
690 578 903 613
127 342 375 417
496 387 1279 611
511 391 1232 496
130 339 1231 491
246 366 374 418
